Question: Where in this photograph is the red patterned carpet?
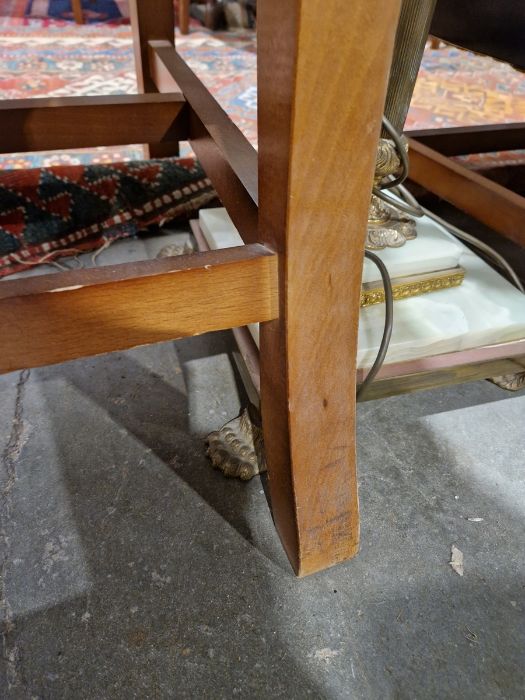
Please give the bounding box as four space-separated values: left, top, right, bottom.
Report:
0 13 523 274
0 16 524 169
0 157 216 276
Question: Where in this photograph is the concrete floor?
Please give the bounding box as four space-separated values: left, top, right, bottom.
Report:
1 331 524 699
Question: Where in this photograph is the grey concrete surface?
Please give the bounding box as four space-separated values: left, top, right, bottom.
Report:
1 331 524 699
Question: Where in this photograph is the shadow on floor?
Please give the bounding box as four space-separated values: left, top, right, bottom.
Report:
1 333 524 698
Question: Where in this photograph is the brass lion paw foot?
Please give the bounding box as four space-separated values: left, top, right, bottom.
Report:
489 371 525 391
206 409 266 480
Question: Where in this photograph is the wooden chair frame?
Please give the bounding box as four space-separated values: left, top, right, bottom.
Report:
1 0 524 575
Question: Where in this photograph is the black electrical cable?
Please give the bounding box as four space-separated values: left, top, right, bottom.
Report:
359 113 523 400
393 183 525 292
357 251 394 400
373 116 422 214
374 185 423 217
356 116 401 399
374 115 410 191
356 117 399 399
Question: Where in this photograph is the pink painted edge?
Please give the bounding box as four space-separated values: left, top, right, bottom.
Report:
358 339 525 383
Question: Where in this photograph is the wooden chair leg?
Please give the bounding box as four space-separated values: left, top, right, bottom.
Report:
257 0 401 576
129 0 180 158
179 0 190 34
72 0 83 24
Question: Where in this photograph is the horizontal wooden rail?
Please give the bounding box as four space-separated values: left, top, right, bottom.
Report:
408 139 525 248
148 40 259 243
357 339 525 400
409 122 525 156
0 245 278 374
0 93 185 153
359 355 525 400
188 110 259 245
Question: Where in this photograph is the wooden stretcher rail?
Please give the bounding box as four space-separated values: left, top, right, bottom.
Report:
410 122 525 156
148 40 258 203
0 93 185 153
408 138 525 248
148 40 259 244
357 341 525 400
0 245 278 375
360 355 525 400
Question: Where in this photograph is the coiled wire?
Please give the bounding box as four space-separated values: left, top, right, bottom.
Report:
358 116 523 399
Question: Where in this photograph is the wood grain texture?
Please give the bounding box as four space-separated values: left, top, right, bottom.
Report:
129 0 179 158
129 0 175 93
190 227 525 412
0 94 185 153
188 111 259 244
0 246 278 375
190 223 525 408
179 0 190 34
408 138 525 247
258 0 401 576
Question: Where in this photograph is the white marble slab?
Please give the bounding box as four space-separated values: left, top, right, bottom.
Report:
199 207 465 282
362 217 463 282
199 207 525 368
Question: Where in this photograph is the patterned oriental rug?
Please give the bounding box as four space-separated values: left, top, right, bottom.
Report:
0 157 216 276
0 17 523 275
0 18 523 167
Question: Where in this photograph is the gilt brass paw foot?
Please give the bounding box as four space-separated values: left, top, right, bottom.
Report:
206 409 266 480
489 372 525 391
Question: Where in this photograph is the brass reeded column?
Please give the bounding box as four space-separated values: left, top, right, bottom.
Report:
366 0 438 249
383 0 438 134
